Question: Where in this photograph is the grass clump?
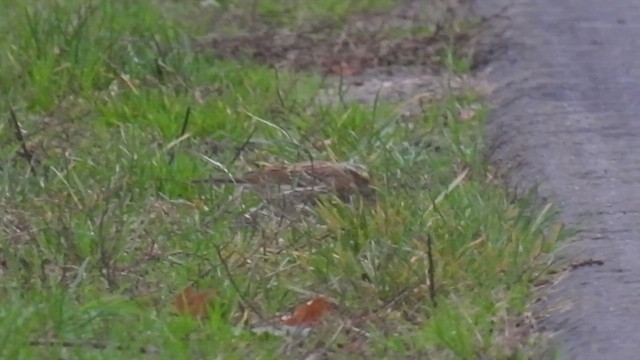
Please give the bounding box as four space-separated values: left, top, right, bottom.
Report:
0 0 567 359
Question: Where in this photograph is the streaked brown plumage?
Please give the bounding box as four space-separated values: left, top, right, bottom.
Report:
193 161 374 199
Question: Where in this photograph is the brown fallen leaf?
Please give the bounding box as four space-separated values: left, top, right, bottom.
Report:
172 287 214 320
250 295 337 337
281 296 335 327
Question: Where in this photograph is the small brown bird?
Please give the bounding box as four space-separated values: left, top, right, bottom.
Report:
193 160 374 199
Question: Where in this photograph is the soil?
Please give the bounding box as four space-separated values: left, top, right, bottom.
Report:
194 0 491 111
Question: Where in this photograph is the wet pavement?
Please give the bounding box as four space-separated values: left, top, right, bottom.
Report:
476 0 640 358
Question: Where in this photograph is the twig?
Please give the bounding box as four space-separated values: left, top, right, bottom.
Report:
8 107 38 175
154 58 164 83
348 280 425 328
307 70 330 109
178 106 191 143
215 245 265 321
230 127 256 164
336 70 348 109
272 66 289 112
366 88 384 149
374 286 413 314
168 106 191 166
528 258 561 286
28 339 157 353
152 37 165 82
426 234 437 307
570 258 604 270
30 339 113 350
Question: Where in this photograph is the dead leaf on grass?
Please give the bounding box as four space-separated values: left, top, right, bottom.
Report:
250 296 336 337
172 287 215 320
281 296 335 327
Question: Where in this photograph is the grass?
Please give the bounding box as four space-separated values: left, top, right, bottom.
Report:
0 0 568 359
155 0 398 36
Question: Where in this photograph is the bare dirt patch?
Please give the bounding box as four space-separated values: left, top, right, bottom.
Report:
196 25 470 74
198 2 487 79
192 0 504 120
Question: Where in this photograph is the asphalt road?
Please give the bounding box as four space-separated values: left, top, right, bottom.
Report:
476 0 640 358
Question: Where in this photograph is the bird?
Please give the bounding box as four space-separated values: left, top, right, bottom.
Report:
192 160 375 200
